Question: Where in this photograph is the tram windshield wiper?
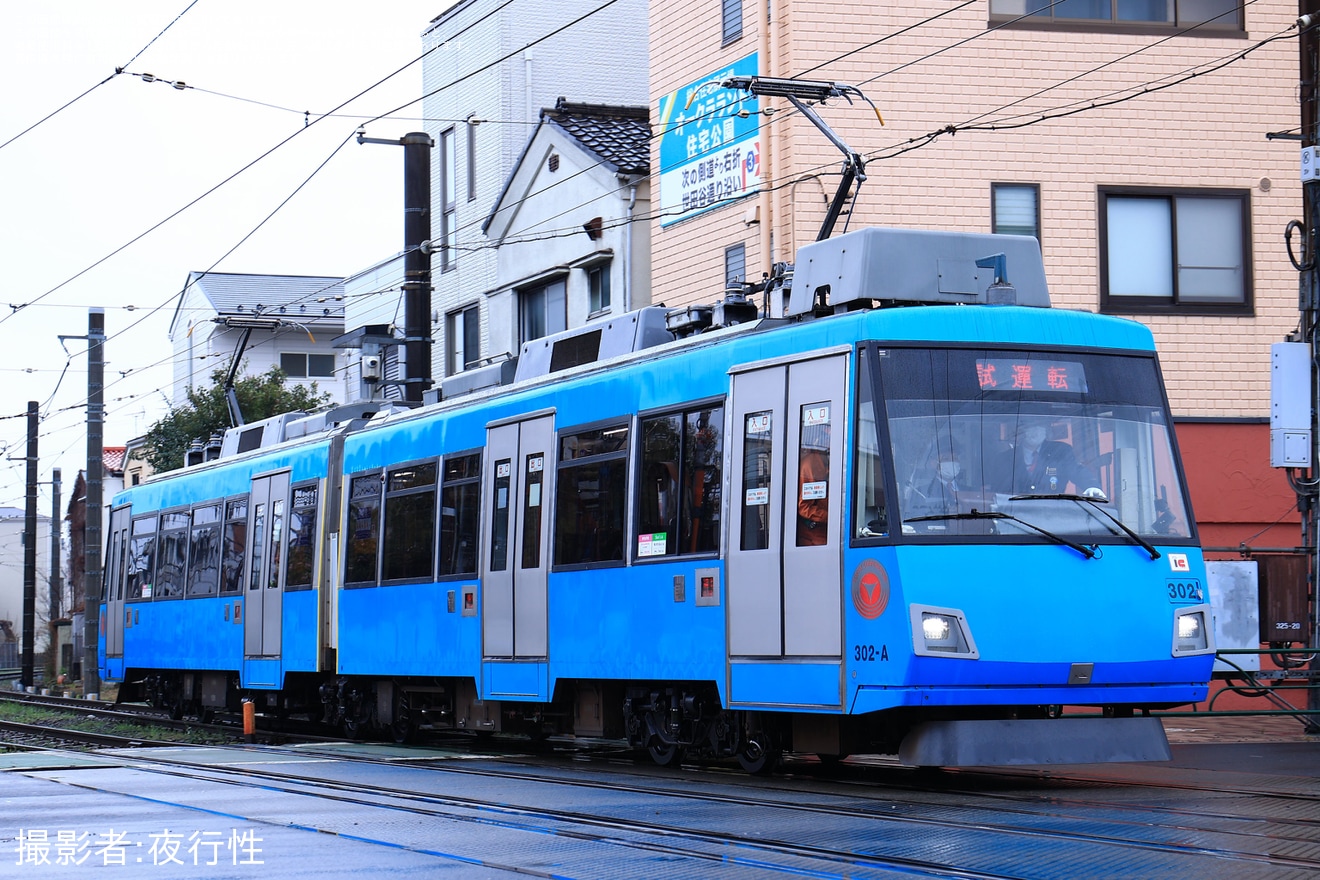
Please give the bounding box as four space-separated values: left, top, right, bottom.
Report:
1009 493 1160 560
903 509 1096 559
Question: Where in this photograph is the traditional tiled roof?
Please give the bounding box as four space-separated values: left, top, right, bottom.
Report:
543 98 650 175
103 447 126 474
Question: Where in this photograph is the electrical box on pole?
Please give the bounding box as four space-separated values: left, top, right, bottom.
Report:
1271 342 1313 467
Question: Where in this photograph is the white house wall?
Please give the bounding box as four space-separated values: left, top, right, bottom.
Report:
421 0 649 375
487 132 652 358
0 516 51 653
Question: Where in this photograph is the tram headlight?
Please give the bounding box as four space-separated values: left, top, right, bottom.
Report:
922 615 951 643
911 605 979 659
1172 607 1213 656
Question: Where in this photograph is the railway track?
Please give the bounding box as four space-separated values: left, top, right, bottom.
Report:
8 731 1317 878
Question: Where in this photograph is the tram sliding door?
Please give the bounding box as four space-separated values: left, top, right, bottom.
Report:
728 353 846 659
244 471 289 658
482 413 554 660
104 505 131 660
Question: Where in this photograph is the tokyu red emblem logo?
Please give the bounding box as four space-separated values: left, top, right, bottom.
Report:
852 559 890 619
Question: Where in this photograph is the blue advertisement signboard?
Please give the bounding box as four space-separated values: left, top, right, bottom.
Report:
656 53 760 227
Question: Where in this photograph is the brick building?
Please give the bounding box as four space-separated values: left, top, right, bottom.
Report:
649 0 1304 557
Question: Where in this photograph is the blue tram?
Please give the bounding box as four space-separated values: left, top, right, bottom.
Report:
100 226 1215 768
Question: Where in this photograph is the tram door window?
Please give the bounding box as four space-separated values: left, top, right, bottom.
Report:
126 516 157 601
740 411 774 552
490 460 512 573
221 498 248 594
522 454 545 569
483 415 554 659
382 462 437 582
440 452 481 576
284 485 318 591
186 505 221 596
728 355 846 661
105 506 131 658
245 472 289 658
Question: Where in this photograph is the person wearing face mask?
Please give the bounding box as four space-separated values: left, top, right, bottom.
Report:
909 448 966 514
993 418 1099 495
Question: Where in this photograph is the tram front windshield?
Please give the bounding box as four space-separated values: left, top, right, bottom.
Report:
868 346 1192 542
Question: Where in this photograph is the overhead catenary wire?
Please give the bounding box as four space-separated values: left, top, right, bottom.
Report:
2 1 1296 493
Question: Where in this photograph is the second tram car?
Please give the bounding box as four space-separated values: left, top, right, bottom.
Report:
100 226 1215 768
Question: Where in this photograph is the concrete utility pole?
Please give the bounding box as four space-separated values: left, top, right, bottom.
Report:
357 130 433 403
1298 2 1320 728
83 309 104 699
21 401 37 690
49 468 61 623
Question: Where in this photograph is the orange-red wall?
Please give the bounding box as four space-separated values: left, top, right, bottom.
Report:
1175 421 1301 558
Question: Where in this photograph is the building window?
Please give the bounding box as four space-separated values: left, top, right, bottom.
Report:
722 0 743 43
992 183 1039 240
1099 187 1251 315
725 242 746 286
440 126 457 271
988 0 1241 31
280 352 335 378
447 304 480 375
521 277 567 344
587 264 611 315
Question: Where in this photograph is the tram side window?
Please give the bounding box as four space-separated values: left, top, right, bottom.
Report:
155 512 189 599
285 485 318 591
186 504 221 596
126 516 157 600
345 473 383 586
852 348 888 539
741 411 774 551
383 462 437 582
637 405 724 559
221 498 248 594
440 452 481 576
554 423 629 566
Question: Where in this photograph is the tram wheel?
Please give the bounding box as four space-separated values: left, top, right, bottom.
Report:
737 735 781 775
647 740 684 767
391 692 416 745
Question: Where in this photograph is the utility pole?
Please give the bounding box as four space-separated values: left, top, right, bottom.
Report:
1298 2 1320 730
49 468 61 623
357 130 433 403
21 401 37 690
83 308 104 699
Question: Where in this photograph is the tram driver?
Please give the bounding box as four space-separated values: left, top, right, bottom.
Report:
990 418 1102 496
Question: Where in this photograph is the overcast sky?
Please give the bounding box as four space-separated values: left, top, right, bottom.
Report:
0 2 445 510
